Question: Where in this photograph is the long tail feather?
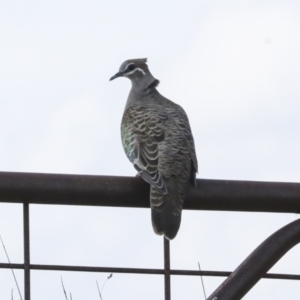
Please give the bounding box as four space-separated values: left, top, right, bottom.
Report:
151 205 181 240
150 186 182 240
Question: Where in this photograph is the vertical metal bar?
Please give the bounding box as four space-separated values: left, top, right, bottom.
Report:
164 237 171 300
23 203 30 300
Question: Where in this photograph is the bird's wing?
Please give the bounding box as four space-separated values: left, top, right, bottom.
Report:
121 104 168 194
173 104 198 186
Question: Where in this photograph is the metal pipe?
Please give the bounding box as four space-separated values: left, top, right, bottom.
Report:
207 219 300 300
164 238 171 300
23 203 30 300
1 262 300 280
0 172 300 213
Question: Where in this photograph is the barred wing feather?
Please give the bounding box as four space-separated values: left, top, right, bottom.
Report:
121 105 168 194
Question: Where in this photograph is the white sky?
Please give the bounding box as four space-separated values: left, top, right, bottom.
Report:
0 0 300 299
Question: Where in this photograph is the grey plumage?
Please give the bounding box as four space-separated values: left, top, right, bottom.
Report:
110 58 198 240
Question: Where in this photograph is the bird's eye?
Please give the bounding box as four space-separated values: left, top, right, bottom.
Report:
127 64 136 71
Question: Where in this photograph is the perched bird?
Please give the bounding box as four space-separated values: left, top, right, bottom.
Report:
110 58 198 240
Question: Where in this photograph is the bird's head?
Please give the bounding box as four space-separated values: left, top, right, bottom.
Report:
110 58 159 90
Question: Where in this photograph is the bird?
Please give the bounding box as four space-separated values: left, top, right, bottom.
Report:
110 58 198 240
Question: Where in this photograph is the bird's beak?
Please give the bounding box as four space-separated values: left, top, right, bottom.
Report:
109 72 123 81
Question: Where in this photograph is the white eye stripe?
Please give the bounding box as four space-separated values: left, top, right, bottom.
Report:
124 63 135 71
126 68 145 76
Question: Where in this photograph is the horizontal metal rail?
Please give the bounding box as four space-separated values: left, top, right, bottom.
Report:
0 171 300 213
1 263 300 280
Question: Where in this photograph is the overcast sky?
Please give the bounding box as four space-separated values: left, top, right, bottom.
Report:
0 0 300 299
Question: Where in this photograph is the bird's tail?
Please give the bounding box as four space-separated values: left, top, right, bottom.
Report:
150 186 183 240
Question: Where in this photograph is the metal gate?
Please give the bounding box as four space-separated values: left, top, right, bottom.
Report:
1 171 300 300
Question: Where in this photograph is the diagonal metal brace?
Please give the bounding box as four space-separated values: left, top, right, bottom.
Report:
207 218 300 300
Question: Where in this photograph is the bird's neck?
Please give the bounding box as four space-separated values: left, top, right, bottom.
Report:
124 77 160 111
132 70 158 90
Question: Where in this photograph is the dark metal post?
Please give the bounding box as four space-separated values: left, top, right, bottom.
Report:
164 237 171 300
23 203 30 300
207 218 300 300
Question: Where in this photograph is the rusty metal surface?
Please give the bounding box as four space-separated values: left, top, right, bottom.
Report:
207 219 300 300
0 171 300 213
